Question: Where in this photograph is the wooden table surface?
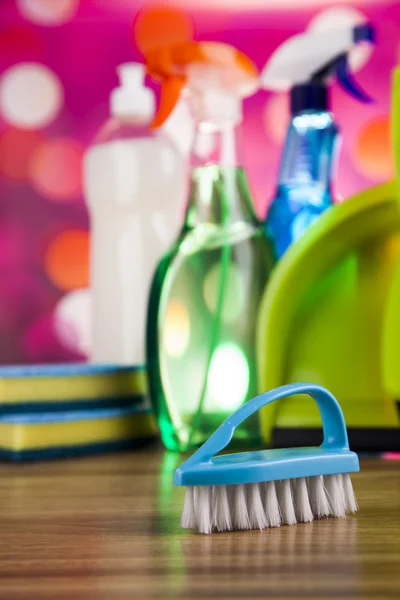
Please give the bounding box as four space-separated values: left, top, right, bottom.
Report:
0 450 399 600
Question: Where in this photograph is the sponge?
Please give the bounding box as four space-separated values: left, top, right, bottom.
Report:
0 363 147 413
0 403 158 461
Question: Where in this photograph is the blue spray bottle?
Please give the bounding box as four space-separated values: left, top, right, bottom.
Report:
261 23 375 259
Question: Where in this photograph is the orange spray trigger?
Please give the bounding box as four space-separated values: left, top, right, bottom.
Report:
151 75 186 129
145 41 259 128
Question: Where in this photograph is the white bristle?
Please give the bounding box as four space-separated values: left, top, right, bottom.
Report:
337 474 345 510
180 471 358 533
213 485 232 532
194 485 199 514
211 486 217 530
309 475 330 518
248 483 268 530
279 479 297 525
265 480 281 527
233 484 250 530
294 477 314 523
198 486 213 534
181 486 196 529
325 474 346 518
342 473 358 514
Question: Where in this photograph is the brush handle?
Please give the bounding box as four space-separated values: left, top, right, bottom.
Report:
186 383 349 466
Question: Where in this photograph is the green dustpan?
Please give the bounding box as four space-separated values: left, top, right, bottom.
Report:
257 181 400 447
382 65 400 399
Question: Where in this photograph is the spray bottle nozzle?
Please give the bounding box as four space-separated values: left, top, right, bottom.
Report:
309 23 375 105
261 19 376 111
144 42 258 128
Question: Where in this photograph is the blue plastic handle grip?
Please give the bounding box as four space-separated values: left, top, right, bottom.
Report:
185 383 349 466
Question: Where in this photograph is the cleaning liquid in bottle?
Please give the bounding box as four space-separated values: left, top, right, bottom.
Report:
261 23 375 259
83 63 185 364
145 42 275 451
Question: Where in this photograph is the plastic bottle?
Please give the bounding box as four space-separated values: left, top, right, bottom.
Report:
261 23 375 259
144 41 275 451
83 63 185 365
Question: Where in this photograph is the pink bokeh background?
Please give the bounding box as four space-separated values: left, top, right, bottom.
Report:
0 0 399 364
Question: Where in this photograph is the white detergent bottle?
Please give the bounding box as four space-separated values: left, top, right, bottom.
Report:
83 63 186 365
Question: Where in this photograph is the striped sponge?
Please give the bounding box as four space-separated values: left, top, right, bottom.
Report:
0 403 157 461
0 363 147 413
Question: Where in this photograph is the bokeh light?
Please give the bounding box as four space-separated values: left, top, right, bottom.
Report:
45 229 89 291
29 138 83 201
17 0 80 26
0 63 63 129
54 287 91 356
383 453 400 460
353 115 394 180
0 128 42 181
163 298 190 357
263 93 290 145
133 4 194 55
207 343 249 410
203 262 244 323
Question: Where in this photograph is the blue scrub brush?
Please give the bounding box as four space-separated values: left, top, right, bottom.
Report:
174 383 359 534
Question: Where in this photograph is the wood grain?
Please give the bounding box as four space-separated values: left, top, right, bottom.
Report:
0 451 399 600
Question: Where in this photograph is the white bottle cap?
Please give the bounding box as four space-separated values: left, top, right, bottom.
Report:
110 63 155 120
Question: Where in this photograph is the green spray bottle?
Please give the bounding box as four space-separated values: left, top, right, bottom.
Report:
145 41 275 451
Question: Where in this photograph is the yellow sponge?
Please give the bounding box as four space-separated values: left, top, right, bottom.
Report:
0 364 147 411
0 405 158 460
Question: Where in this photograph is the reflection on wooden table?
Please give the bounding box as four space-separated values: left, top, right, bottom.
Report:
0 450 399 599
